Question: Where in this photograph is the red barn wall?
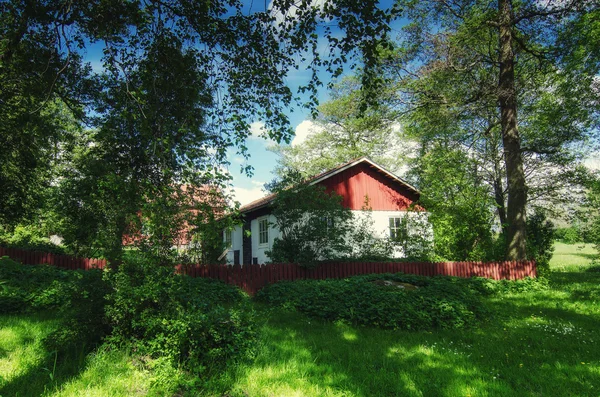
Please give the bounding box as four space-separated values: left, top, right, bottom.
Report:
318 163 419 211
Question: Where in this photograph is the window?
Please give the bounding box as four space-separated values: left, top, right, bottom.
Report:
258 217 269 246
389 217 408 240
321 215 334 231
224 230 232 247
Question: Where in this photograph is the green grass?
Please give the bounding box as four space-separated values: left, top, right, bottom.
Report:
202 272 600 397
2 264 599 396
0 313 177 397
550 242 598 271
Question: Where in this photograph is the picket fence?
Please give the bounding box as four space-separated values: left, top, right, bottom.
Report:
1 246 536 295
0 246 107 270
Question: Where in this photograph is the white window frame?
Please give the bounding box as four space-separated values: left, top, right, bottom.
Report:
258 216 269 247
224 229 232 247
389 216 406 240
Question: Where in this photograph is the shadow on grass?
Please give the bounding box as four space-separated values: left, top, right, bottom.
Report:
0 346 93 397
0 315 96 397
218 308 599 397
210 273 600 397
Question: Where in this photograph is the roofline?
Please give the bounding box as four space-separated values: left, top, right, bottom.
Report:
308 157 420 194
239 157 419 214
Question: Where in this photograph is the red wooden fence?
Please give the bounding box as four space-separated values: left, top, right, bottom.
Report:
0 246 107 270
175 259 536 295
1 246 536 295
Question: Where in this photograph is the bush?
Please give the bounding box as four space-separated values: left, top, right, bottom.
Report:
0 256 109 353
256 273 490 330
104 255 256 373
527 209 555 275
555 227 581 244
0 224 67 254
0 256 105 314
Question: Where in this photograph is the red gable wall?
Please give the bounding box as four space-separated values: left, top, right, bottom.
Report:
318 162 419 211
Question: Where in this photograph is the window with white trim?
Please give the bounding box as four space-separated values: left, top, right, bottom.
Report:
258 217 269 246
389 217 408 240
224 230 232 247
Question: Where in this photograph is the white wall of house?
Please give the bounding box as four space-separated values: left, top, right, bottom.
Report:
350 210 432 258
224 210 432 264
224 224 243 264
250 214 279 264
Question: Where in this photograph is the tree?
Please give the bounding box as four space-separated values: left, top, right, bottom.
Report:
265 171 353 267
271 76 402 178
1 0 399 261
390 0 600 259
409 145 498 260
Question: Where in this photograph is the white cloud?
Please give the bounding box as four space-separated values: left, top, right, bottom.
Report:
291 120 323 146
269 0 328 27
249 121 266 139
583 156 600 171
251 180 265 187
248 121 278 144
231 186 267 206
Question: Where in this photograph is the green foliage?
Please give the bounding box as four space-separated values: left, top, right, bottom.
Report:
412 147 497 261
0 224 67 254
257 274 490 330
104 255 255 372
0 256 109 356
266 172 354 267
526 209 555 275
0 256 103 313
554 227 581 244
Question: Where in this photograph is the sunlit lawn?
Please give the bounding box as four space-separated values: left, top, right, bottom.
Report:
2 256 599 396
550 242 597 270
0 314 177 397
201 270 600 397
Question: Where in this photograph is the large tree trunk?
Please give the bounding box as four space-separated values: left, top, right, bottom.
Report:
498 0 527 260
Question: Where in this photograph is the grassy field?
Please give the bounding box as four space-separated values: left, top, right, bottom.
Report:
1 247 599 396
201 271 600 397
550 242 598 270
0 314 178 397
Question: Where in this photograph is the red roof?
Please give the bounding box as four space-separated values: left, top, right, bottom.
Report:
239 157 419 214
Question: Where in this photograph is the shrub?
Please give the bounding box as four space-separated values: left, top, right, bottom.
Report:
0 256 109 353
555 227 581 244
256 273 490 330
0 256 105 314
104 255 256 373
526 209 555 275
0 224 67 254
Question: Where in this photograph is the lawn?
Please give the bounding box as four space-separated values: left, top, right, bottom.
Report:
201 270 600 397
1 259 599 396
550 242 597 270
0 314 179 397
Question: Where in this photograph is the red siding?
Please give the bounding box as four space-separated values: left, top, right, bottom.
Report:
318 163 419 210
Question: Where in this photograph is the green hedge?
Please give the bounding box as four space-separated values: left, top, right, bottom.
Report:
1 255 257 374
256 273 493 330
104 256 256 373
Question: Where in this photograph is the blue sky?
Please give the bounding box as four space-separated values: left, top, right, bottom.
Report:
82 0 406 206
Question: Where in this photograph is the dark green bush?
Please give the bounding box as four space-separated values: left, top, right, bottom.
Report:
526 209 555 275
256 273 491 330
0 256 105 314
104 255 256 373
0 255 109 353
555 227 581 244
475 276 549 294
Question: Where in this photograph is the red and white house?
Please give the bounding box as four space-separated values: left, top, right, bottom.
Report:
224 157 428 265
